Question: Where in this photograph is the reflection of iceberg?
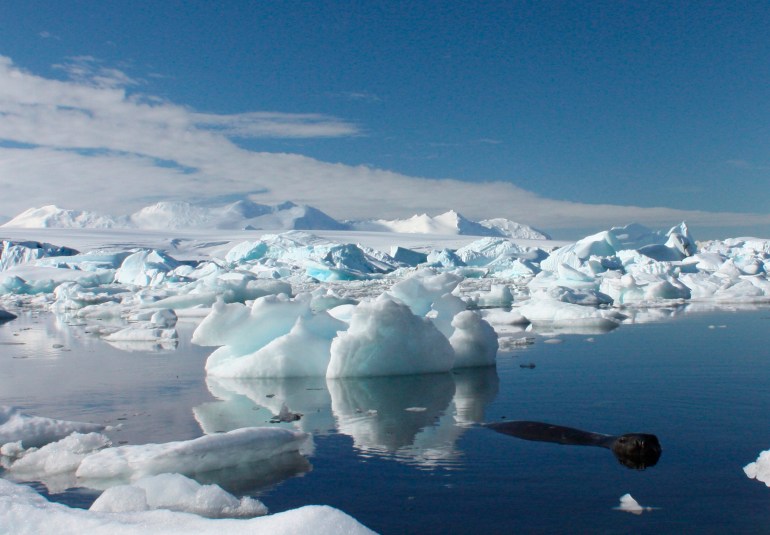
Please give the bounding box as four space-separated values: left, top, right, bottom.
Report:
328 374 455 455
196 368 500 469
527 321 621 336
519 298 626 336
329 371 500 467
103 339 179 352
451 367 500 425
195 376 334 436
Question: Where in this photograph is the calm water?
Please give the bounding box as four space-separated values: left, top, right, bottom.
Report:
2 306 770 533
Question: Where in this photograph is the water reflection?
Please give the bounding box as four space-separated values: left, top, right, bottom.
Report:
103 339 179 352
526 320 621 336
195 367 500 469
196 376 335 436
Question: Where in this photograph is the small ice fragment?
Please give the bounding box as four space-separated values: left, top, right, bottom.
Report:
405 407 427 412
543 338 563 344
614 493 656 514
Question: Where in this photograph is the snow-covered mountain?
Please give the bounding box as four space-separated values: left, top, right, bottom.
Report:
130 200 348 231
1 203 548 239
2 201 349 232
2 205 127 229
350 210 549 239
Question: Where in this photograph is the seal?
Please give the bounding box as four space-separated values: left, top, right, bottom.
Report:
485 420 661 470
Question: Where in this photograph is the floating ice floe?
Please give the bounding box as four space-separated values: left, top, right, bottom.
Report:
75 427 310 486
3 425 311 495
0 478 376 535
614 493 656 514
744 448 770 486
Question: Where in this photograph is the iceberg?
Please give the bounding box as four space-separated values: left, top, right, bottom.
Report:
327 294 455 378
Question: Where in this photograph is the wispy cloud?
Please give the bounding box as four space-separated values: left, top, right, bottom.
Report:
53 56 141 89
330 91 383 103
0 54 767 236
194 112 361 139
726 159 770 172
38 31 60 40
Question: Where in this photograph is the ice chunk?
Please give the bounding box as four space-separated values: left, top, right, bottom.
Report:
388 270 463 316
206 313 346 378
150 308 178 327
449 311 498 368
0 240 78 271
390 246 428 266
0 406 104 448
103 325 178 343
4 432 111 492
424 248 466 268
90 473 267 518
467 284 514 308
429 293 468 338
518 299 625 334
614 493 655 514
0 478 376 534
327 294 455 378
114 249 181 286
744 448 770 486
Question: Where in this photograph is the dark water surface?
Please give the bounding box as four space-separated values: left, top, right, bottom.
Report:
2 307 770 533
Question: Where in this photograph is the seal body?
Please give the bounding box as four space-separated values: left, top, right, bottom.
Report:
485 421 661 469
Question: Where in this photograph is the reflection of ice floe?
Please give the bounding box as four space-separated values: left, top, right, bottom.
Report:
0 478 375 534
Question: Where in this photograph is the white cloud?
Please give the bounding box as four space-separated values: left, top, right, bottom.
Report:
0 54 768 236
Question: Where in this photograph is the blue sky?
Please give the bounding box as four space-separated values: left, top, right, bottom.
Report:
0 1 769 238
